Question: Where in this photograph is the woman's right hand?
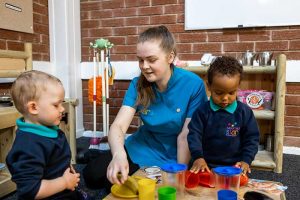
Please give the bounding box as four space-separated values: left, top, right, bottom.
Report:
107 150 129 185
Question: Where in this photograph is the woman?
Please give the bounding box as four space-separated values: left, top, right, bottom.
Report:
83 25 207 188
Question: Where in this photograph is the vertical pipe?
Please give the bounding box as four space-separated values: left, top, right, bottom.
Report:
101 50 107 136
107 104 109 133
105 49 110 133
93 52 97 136
106 49 109 98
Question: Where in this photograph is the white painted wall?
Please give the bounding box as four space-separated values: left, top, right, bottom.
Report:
48 0 84 137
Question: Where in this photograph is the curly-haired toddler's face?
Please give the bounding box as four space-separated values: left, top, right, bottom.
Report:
209 73 240 108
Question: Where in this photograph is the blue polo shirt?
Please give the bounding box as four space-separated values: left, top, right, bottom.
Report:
124 66 207 167
188 100 259 167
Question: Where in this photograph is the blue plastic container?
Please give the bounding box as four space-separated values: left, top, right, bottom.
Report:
161 163 187 197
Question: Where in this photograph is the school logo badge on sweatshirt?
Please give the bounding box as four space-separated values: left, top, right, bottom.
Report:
140 108 150 115
226 122 240 137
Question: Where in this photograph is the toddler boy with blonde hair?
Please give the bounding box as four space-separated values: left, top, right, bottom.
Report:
7 70 81 200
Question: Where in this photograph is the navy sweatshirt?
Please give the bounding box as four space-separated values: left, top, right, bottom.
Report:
6 118 77 200
188 100 259 167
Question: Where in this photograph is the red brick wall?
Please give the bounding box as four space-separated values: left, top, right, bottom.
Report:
82 80 141 133
0 0 49 61
0 0 49 94
285 83 300 146
80 1 300 146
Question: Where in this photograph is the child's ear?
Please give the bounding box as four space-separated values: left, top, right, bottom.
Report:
27 101 39 115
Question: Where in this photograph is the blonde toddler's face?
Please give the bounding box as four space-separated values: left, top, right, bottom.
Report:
35 83 65 126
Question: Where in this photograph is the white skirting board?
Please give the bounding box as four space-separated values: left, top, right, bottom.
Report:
283 146 300 155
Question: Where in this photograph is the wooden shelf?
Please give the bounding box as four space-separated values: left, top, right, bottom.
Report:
186 65 276 74
253 110 275 120
0 170 11 184
0 170 16 197
251 150 276 170
0 43 32 78
0 107 21 129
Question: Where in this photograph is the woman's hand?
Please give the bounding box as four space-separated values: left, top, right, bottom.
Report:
107 151 129 185
190 158 210 173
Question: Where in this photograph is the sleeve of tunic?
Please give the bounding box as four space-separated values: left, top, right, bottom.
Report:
186 78 207 118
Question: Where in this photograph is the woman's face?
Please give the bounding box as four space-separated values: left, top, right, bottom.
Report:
137 40 174 90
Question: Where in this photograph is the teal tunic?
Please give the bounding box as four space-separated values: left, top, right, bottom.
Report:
124 67 207 167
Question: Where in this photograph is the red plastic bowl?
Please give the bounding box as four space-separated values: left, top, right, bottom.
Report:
198 171 215 188
185 171 199 188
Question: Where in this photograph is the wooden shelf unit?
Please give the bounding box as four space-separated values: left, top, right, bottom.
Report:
0 107 20 198
0 43 32 78
0 43 33 198
186 54 286 173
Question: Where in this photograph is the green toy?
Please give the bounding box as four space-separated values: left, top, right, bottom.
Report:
90 38 114 50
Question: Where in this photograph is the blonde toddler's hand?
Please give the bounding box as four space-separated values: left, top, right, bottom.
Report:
62 167 80 191
190 158 210 173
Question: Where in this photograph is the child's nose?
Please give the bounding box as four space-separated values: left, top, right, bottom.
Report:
60 105 65 113
222 95 229 101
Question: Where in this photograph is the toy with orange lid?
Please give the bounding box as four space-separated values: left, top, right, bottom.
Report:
88 38 114 149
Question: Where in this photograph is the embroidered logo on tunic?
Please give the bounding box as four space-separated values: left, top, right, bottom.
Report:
139 108 150 115
226 122 240 137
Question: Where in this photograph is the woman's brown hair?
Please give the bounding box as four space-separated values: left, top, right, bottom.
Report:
136 25 176 108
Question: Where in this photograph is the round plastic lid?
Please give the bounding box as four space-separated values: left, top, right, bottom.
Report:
161 163 187 173
217 189 237 200
213 166 242 176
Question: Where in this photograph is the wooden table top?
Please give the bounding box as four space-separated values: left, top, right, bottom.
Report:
104 170 286 200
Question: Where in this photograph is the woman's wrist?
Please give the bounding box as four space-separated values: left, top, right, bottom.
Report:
113 150 127 159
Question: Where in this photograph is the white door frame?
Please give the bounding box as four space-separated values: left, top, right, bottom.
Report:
48 0 84 137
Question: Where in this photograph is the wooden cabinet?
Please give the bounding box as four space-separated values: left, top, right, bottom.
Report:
186 54 286 173
0 99 78 198
60 99 78 164
0 107 20 197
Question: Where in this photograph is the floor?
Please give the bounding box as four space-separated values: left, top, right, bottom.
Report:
1 137 299 200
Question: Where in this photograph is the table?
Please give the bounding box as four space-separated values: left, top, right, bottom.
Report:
104 170 286 200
